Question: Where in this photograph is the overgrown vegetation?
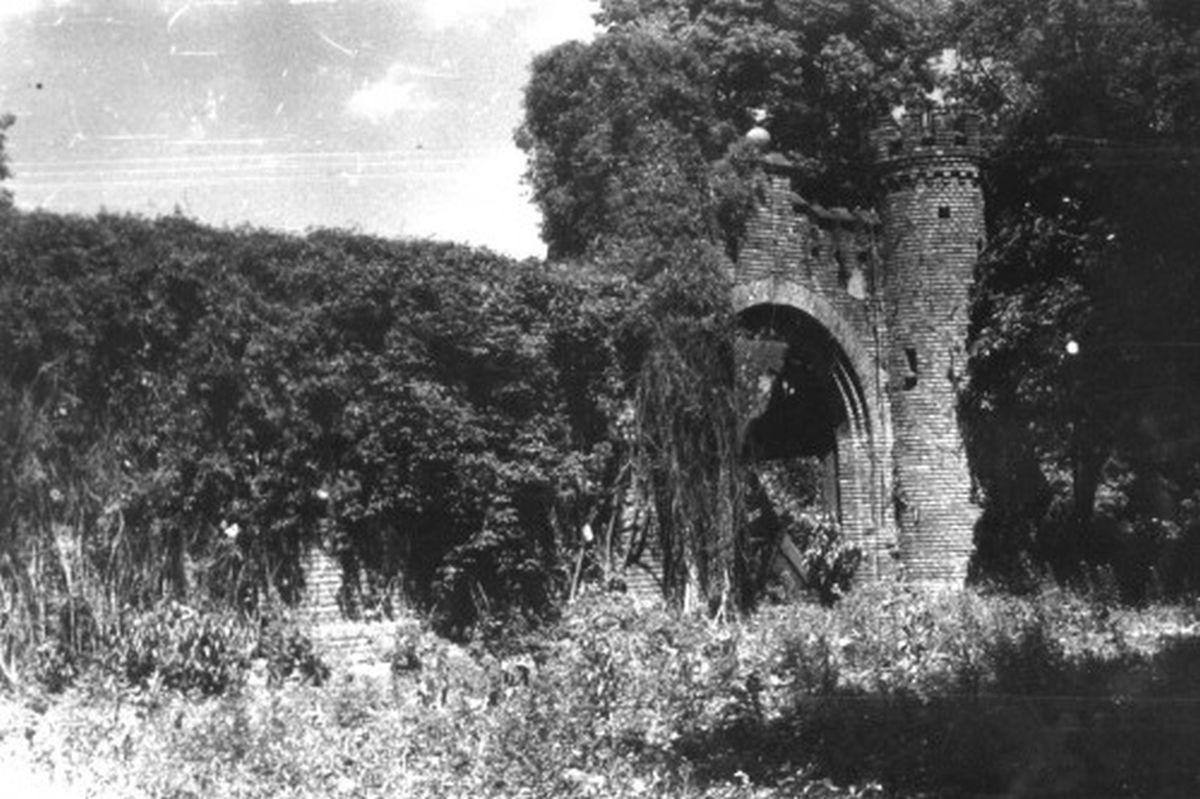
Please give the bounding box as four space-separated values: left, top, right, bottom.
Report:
519 0 1200 598
948 0 1200 597
4 587 1200 797
5 0 1200 790
4 1 1198 672
0 208 649 678
0 199 841 686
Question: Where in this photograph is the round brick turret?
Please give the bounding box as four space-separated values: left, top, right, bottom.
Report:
872 106 985 583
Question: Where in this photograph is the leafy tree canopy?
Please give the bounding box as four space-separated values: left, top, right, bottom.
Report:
519 0 943 263
942 0 1200 592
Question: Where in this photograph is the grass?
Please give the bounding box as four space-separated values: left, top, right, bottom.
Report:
2 584 1200 797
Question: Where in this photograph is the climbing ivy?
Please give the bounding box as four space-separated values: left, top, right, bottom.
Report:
0 210 639 651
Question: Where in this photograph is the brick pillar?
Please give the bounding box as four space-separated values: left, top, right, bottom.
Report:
302 546 344 623
873 108 985 583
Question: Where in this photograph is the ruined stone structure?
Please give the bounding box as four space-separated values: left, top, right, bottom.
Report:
734 107 985 584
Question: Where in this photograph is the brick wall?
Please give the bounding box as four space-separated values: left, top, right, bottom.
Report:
734 158 881 340
302 546 344 624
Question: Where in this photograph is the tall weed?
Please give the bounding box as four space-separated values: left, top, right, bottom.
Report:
4 586 1200 797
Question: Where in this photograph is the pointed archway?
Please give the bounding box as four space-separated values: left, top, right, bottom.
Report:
734 283 896 580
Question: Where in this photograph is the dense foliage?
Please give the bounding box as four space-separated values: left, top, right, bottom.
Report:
0 208 648 679
947 0 1200 595
5 587 1200 797
519 0 946 261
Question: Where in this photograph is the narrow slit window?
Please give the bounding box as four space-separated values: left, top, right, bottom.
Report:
903 347 919 389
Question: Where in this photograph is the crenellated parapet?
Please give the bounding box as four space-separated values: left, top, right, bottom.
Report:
869 106 987 167
735 153 883 311
870 108 986 199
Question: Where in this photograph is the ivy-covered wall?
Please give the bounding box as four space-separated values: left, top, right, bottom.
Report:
0 210 638 632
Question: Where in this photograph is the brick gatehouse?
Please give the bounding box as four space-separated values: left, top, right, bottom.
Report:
734 105 985 584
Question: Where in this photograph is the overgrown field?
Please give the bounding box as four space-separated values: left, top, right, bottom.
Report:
3 585 1200 798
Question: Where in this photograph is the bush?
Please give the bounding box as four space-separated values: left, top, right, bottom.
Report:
114 601 255 695
251 608 330 687
787 515 862 606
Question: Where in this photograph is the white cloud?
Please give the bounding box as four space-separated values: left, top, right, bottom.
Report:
418 0 597 49
345 66 438 123
418 0 495 31
0 0 65 21
520 0 599 50
410 147 544 258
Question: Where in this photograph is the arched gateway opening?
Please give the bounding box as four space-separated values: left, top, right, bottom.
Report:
736 301 893 585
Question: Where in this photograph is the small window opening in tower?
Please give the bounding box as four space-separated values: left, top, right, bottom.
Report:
835 251 848 288
888 139 903 156
976 238 984 253
904 347 919 389
953 115 969 146
811 245 821 259
938 205 952 219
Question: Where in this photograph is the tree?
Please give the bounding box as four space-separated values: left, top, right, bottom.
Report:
591 0 944 201
949 0 1200 594
519 31 720 264
520 0 942 263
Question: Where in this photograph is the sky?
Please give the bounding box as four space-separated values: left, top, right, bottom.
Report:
0 0 599 259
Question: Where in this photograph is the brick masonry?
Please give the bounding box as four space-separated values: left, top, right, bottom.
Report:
301 545 417 668
733 107 985 585
302 546 345 624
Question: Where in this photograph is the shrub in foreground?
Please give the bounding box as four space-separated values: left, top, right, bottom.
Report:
5 586 1200 797
27 600 329 696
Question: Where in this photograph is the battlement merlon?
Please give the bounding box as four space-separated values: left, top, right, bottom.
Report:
869 107 988 169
